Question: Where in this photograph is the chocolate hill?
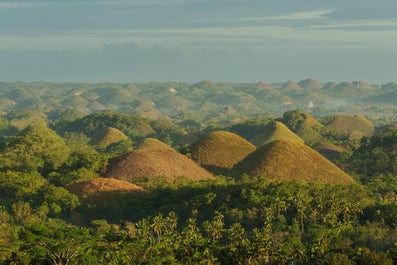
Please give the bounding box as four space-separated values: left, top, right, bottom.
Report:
327 114 375 138
90 127 129 148
106 149 214 182
136 137 173 150
298 78 322 89
190 130 256 173
232 140 353 184
67 177 145 196
250 121 304 147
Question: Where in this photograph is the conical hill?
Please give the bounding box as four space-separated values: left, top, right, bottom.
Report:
106 149 214 182
66 177 145 196
90 127 129 148
298 78 322 89
190 130 256 173
232 140 353 184
136 137 173 150
250 121 304 147
327 115 375 138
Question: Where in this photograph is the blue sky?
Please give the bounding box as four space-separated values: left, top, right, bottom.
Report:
1 0 396 83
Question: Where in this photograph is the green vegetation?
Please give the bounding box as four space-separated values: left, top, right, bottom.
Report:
0 80 396 264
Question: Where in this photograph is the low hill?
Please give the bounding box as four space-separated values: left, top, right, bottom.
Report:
250 121 304 147
90 127 129 148
232 140 353 184
280 81 302 92
190 130 256 173
315 143 345 159
66 177 145 196
136 137 173 150
106 149 214 182
280 110 324 145
298 78 322 89
327 114 375 138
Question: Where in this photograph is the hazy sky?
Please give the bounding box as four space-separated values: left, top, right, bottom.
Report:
1 0 396 83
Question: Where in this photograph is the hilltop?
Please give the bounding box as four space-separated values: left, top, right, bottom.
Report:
327 114 375 138
232 139 353 184
90 127 129 148
250 121 304 146
190 130 256 173
106 149 214 183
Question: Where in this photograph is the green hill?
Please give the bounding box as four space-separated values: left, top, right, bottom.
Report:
232 139 353 184
90 127 129 148
250 121 304 147
190 130 256 173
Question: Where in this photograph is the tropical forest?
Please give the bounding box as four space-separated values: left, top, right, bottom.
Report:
0 79 396 264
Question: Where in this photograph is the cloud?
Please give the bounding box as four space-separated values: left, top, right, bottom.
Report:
258 10 334 20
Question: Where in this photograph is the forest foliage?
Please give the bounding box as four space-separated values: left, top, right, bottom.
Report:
0 81 396 264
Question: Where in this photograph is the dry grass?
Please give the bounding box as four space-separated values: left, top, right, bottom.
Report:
106 149 214 182
66 177 145 197
315 142 345 159
190 130 256 172
232 139 353 184
136 137 173 150
90 127 128 148
251 121 304 147
327 115 375 137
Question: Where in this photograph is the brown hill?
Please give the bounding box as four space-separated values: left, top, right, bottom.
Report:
351 81 372 90
298 78 322 89
232 140 353 184
190 130 256 173
136 137 173 150
250 121 304 147
280 81 302 92
315 143 345 159
327 114 375 138
66 177 145 196
90 127 129 148
106 149 214 182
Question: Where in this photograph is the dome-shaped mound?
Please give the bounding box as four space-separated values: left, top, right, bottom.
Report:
250 121 304 147
106 149 214 182
66 177 145 196
232 140 353 184
90 127 129 148
280 81 302 92
136 137 173 150
190 130 256 172
352 81 372 90
298 78 322 89
315 143 345 159
327 115 375 138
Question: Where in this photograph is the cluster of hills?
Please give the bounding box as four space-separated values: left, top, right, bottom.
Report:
1 79 397 264
0 79 396 128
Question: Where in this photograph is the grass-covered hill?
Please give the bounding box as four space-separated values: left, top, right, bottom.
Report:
190 130 256 173
136 137 174 150
232 139 353 184
66 177 145 197
250 121 304 146
89 127 129 148
105 149 214 182
327 114 375 138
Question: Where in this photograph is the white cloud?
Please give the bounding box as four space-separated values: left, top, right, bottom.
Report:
258 10 334 20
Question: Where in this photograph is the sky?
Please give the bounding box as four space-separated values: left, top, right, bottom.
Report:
1 0 397 83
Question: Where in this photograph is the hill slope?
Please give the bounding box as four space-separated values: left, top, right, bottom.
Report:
232 140 353 184
327 114 375 138
190 130 256 172
106 149 214 182
90 127 129 148
250 121 304 146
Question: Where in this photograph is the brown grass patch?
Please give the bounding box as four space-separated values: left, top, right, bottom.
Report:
327 115 375 137
90 127 129 148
